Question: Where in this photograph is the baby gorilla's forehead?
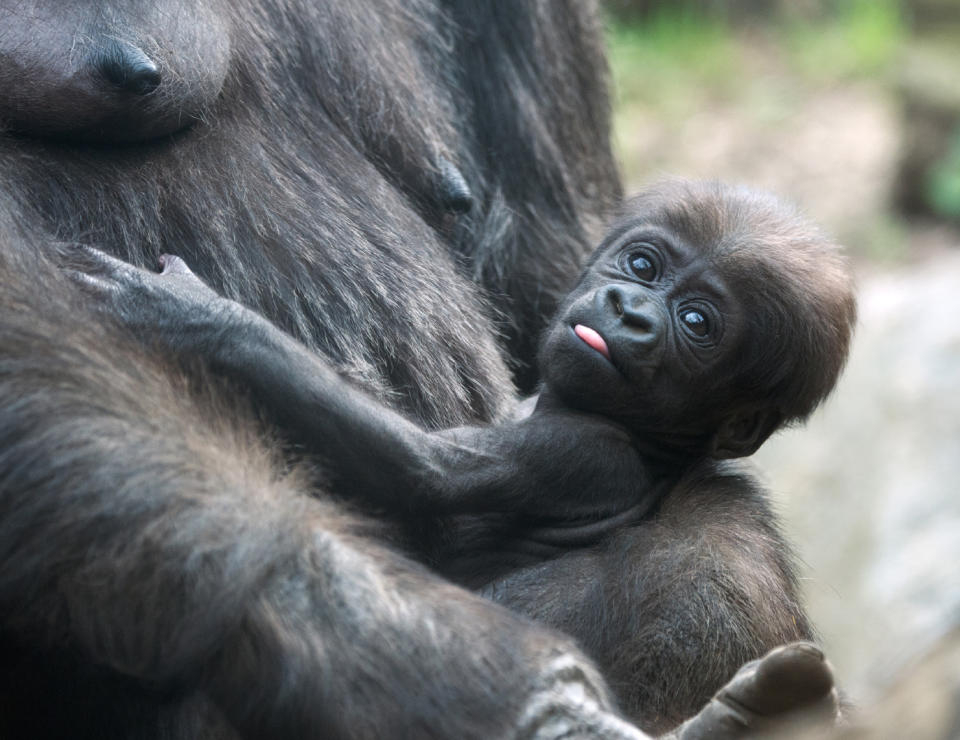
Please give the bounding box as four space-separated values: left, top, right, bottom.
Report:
614 180 810 256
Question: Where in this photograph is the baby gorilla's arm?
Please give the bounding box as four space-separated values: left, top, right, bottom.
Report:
63 248 538 515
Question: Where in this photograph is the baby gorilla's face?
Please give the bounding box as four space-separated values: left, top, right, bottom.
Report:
538 218 748 449
537 179 855 460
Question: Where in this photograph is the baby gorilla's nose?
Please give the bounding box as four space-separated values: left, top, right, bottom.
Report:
605 285 661 344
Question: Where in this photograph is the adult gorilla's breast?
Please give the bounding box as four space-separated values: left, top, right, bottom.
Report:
0 2 230 143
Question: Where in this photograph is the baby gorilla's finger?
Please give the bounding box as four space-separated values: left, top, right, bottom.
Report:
53 242 110 275
73 245 152 282
55 243 143 282
64 269 121 296
49 241 88 265
157 254 222 301
158 254 194 276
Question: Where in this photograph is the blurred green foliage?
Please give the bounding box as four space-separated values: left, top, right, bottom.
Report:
605 0 905 111
606 9 738 114
604 0 916 262
927 126 960 220
783 0 905 81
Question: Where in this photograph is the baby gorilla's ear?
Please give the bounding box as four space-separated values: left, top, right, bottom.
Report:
710 408 783 459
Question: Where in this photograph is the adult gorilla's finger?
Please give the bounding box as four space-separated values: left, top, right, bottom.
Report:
664 642 838 740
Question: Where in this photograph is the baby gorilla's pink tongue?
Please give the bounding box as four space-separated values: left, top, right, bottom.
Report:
574 324 610 361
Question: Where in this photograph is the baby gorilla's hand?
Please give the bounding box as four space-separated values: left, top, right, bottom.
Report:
62 245 252 356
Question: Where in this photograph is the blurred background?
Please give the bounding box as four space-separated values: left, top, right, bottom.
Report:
603 0 960 719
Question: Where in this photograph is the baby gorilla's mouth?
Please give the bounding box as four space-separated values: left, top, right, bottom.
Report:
573 324 611 361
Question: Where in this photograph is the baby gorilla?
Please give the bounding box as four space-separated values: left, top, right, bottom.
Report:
66 179 855 587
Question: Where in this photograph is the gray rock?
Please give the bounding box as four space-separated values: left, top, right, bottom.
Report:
753 252 960 704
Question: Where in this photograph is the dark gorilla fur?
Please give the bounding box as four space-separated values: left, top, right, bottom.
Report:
0 1 819 737
0 214 640 738
1 0 616 403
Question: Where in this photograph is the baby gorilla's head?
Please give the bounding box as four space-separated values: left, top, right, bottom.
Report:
539 179 856 460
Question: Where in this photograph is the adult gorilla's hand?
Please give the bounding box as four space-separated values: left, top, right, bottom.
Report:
665 642 839 739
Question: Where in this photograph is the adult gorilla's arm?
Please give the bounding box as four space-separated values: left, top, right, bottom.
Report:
2 244 648 739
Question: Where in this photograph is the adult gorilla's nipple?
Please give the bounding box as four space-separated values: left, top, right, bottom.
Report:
99 42 162 95
437 157 474 214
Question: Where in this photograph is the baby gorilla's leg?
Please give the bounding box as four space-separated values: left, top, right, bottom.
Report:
665 642 838 739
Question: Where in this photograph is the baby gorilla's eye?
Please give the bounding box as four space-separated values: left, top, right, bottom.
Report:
628 253 656 281
680 309 709 337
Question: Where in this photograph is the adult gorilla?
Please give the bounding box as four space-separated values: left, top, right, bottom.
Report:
0 1 820 737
